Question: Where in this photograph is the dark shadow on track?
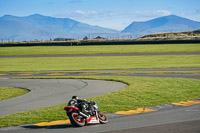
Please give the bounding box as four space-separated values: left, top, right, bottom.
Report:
21 123 98 129
22 124 73 129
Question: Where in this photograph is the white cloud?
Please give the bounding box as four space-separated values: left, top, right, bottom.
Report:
73 10 98 19
75 10 86 15
153 10 172 16
88 10 97 14
134 10 172 17
53 10 98 19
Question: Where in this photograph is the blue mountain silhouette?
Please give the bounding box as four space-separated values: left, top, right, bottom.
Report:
122 15 200 35
0 14 118 41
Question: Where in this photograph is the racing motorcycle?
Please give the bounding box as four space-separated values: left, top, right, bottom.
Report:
64 103 108 127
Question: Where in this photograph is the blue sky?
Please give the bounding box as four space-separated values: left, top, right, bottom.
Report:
0 0 199 30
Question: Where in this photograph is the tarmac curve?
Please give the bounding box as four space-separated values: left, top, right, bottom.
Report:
0 79 127 116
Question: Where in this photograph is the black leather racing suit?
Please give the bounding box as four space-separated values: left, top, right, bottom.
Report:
68 99 95 115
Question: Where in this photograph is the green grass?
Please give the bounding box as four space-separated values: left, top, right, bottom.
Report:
0 55 200 72
7 71 200 75
0 44 199 127
1 70 200 75
0 44 200 56
0 76 200 127
91 71 200 75
0 87 28 101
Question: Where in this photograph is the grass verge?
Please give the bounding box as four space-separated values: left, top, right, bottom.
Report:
0 87 28 101
0 76 200 127
1 70 200 75
0 44 200 56
0 55 200 72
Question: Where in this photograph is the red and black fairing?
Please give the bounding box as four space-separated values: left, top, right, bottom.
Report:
86 115 99 124
64 106 79 113
64 106 99 124
64 105 107 127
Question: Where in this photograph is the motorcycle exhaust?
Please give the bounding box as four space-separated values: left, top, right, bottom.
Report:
79 112 89 118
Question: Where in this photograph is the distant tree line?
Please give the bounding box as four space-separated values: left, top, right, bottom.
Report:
0 34 143 43
53 38 76 41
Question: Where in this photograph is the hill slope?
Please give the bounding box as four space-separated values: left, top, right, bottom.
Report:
136 29 200 40
122 15 200 36
0 14 118 41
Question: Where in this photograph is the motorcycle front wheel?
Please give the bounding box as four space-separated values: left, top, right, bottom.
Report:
98 112 108 124
69 112 85 127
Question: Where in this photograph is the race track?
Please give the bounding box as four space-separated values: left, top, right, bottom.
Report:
0 72 200 133
0 51 200 132
0 79 127 116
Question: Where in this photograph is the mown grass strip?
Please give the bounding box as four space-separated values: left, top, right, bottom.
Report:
0 55 200 72
0 87 28 101
1 70 200 75
0 44 200 56
0 76 200 127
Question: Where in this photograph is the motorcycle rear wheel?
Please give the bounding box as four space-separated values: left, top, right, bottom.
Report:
69 112 85 127
98 112 108 124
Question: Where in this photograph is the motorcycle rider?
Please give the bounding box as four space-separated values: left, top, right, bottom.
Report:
68 96 95 117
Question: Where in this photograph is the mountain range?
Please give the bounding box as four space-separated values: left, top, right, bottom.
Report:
0 14 200 41
0 14 118 41
122 15 200 35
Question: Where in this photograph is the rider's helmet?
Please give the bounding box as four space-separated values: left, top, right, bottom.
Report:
72 96 79 100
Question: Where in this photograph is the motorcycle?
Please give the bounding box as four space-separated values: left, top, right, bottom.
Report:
64 103 108 127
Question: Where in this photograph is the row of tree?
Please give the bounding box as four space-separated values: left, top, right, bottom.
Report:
1 34 144 43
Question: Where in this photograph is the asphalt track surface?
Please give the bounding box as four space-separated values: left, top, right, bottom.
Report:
1 103 200 133
0 79 127 116
0 51 200 133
